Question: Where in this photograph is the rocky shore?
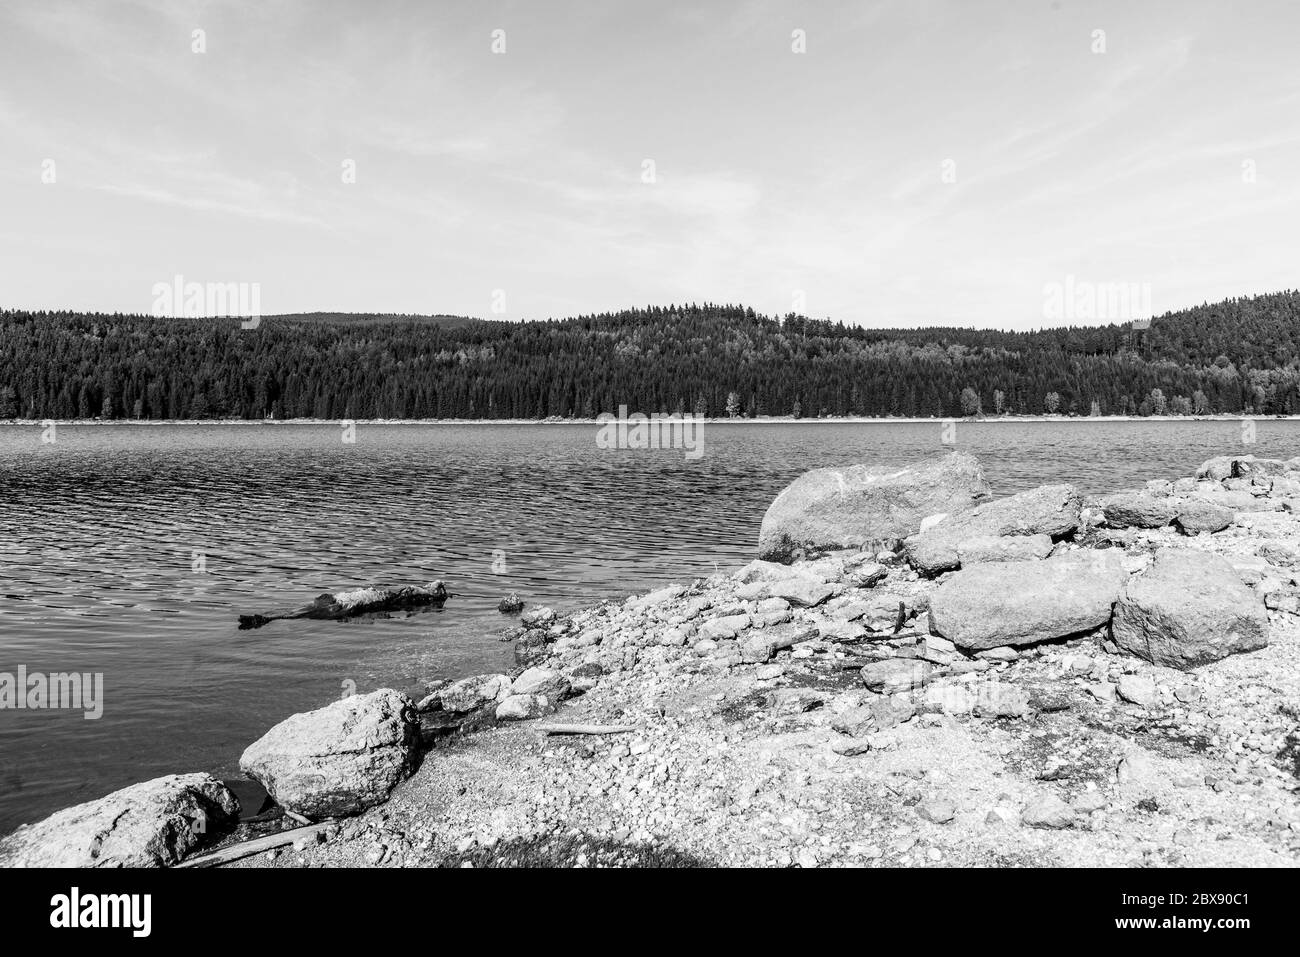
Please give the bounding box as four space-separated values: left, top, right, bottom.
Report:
4 450 1299 868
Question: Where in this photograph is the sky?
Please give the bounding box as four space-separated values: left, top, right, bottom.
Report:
1 0 1298 329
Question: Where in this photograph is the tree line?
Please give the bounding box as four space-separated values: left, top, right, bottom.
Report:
1 292 1298 420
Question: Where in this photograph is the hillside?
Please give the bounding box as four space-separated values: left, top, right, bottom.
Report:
1 293 1298 420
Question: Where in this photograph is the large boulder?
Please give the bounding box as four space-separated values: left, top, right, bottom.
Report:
757 453 990 562
239 689 419 819
928 551 1127 651
0 773 238 868
436 673 512 713
510 667 570 701
1097 491 1175 529
1195 455 1293 482
1111 550 1268 669
1172 499 1234 535
907 484 1083 575
956 534 1053 565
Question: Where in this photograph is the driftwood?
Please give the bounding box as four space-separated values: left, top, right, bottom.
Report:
239 582 449 630
537 723 640 735
175 823 332 868
838 628 923 645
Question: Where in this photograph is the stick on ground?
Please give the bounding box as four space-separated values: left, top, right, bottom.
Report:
536 723 640 735
175 823 332 868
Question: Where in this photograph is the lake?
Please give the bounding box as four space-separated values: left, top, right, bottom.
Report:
0 419 1296 833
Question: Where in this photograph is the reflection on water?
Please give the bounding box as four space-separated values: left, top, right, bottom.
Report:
0 419 1294 831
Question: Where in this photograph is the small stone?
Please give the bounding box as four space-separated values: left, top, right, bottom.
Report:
520 605 557 629
917 799 956 824
1117 750 1158 786
860 658 932 693
972 681 1032 718
985 807 1016 826
1073 790 1107 813
1116 674 1159 708
1022 793 1075 829
1088 682 1117 703
831 738 871 756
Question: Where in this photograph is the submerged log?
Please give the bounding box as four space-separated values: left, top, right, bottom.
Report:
239 581 449 629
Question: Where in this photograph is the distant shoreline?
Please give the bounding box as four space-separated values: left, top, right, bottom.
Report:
1 414 1298 427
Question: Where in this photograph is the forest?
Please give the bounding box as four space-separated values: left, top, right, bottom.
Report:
1 292 1299 420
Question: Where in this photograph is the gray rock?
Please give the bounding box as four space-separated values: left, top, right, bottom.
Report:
495 693 554 721
972 682 1032 718
1187 486 1264 512
1256 540 1300 568
1173 500 1234 535
985 807 1016 826
1115 674 1158 708
1097 491 1175 529
766 688 826 715
700 613 750 640
1022 793 1075 829
740 623 817 663
869 694 916 728
907 484 1083 574
831 739 872 756
1117 750 1159 786
849 562 889 587
1111 550 1269 669
928 551 1126 650
831 706 875 736
1195 454 1292 482
438 673 512 712
239 690 418 819
768 575 834 608
860 659 933 693
917 799 956 824
956 534 1054 564
514 629 550 667
519 605 557 629
1072 791 1107 813
0 773 239 868
757 452 991 563
734 559 793 583
510 667 570 701
856 592 912 632
922 683 975 715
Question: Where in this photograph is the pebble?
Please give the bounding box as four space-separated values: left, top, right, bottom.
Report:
917 799 956 824
1022 793 1075 829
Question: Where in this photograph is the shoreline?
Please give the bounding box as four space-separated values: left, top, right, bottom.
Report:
4 451 1300 868
2 414 1299 427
